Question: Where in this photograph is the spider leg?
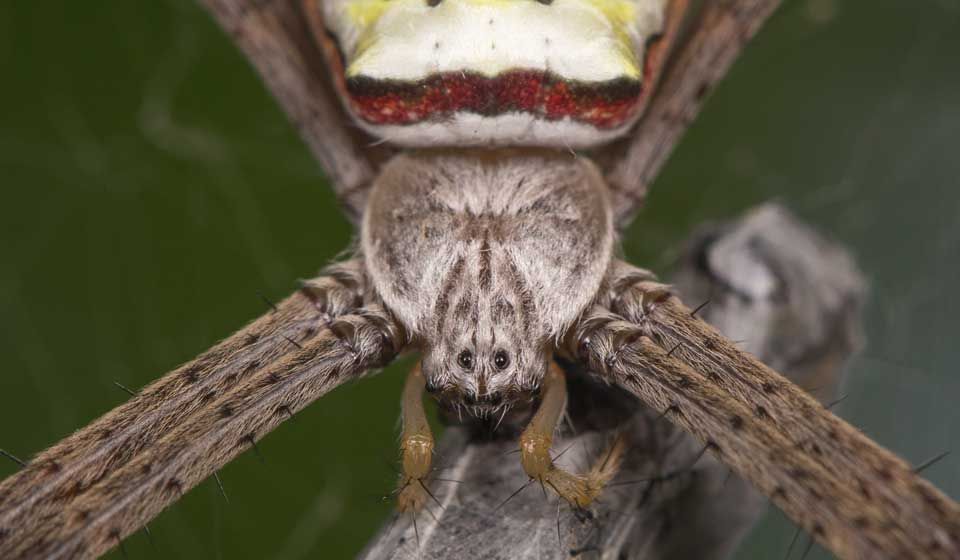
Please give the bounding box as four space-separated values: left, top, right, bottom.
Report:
572 265 960 559
301 258 367 320
396 362 435 513
605 259 846 408
517 361 627 510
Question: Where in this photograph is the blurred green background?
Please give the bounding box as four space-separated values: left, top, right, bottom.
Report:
1 1 958 558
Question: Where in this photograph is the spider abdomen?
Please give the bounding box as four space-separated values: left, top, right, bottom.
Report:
309 0 677 148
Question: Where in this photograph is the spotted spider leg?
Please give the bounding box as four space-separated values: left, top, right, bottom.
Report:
569 261 960 560
0 259 405 560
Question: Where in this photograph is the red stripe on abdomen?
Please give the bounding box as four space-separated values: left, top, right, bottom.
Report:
346 70 643 129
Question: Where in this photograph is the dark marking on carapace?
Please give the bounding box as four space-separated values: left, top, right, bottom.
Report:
502 255 536 336
478 233 492 292
434 255 467 335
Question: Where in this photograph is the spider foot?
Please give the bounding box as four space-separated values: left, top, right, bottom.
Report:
396 477 431 513
521 431 628 509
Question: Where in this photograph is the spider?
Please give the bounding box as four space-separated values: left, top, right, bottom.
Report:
345 148 644 512
1 1 958 559
305 0 691 513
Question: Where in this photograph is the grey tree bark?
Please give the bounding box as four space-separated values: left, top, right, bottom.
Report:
361 204 865 560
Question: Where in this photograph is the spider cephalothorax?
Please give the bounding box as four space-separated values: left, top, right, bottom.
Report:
354 148 630 511
362 150 614 415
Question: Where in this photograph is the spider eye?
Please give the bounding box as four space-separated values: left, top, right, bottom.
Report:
457 350 474 370
426 0 442 6
493 350 510 370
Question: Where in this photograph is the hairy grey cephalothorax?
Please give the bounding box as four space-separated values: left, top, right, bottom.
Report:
356 149 632 512
363 150 615 412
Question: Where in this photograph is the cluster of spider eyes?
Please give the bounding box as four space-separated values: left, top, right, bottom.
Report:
425 0 554 6
457 349 510 371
